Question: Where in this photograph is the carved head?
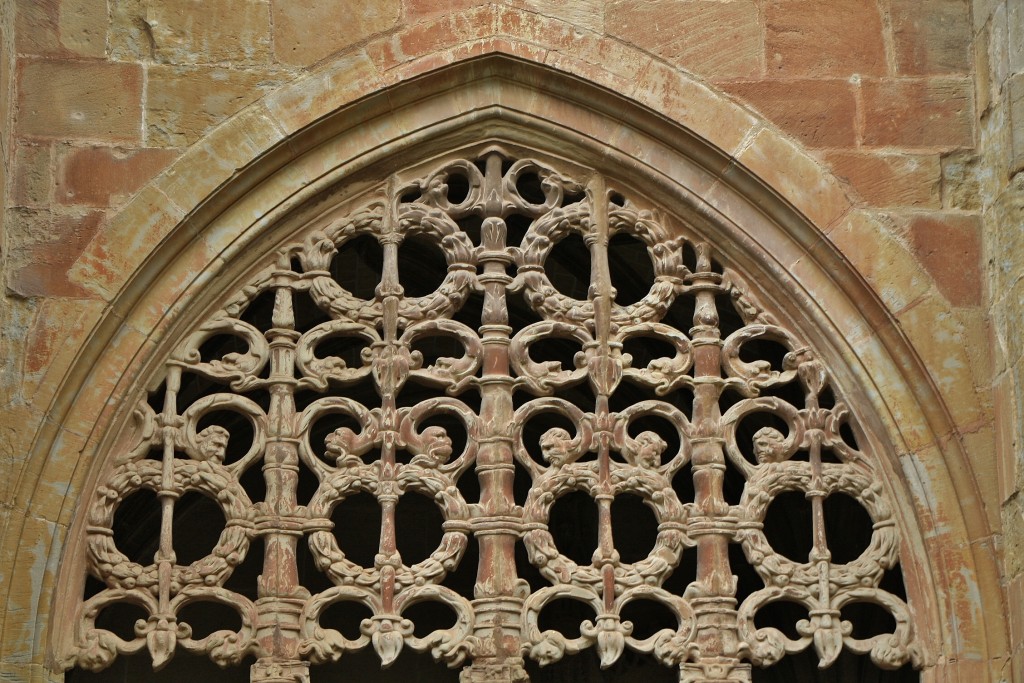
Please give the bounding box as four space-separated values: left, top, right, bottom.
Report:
631 431 667 468
539 427 573 466
752 427 786 464
196 425 230 464
422 426 453 465
325 427 360 465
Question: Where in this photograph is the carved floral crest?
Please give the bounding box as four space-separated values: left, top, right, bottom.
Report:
66 150 919 681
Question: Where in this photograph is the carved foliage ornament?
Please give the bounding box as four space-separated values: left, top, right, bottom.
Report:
66 151 920 681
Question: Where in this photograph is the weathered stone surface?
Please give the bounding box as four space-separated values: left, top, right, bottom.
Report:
109 0 273 65
14 0 107 58
1009 73 1024 175
628 59 759 156
825 151 941 208
861 77 975 149
272 0 401 67
405 0 488 20
56 146 178 207
16 59 142 142
940 151 983 211
890 0 971 75
19 297 106 408
496 7 650 82
722 79 856 147
764 0 886 76
146 65 289 147
508 0 605 35
6 209 105 298
12 143 52 208
607 0 761 80
827 211 930 313
907 212 982 307
732 127 851 230
67 184 186 299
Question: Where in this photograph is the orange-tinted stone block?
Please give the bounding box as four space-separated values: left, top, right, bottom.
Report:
890 0 972 75
57 147 179 207
825 151 942 208
14 0 107 58
607 0 761 80
861 77 975 149
722 79 857 147
272 0 400 67
908 212 982 306
7 211 105 298
765 0 887 77
16 59 143 143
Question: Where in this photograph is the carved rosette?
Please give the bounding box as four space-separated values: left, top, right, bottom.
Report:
66 150 919 681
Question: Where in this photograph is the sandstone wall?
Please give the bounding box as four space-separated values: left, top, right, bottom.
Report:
974 0 1024 675
0 1 1012 680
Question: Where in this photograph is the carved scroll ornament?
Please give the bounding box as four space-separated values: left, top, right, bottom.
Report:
65 150 920 682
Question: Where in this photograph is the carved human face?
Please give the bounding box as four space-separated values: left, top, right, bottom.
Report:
752 427 785 463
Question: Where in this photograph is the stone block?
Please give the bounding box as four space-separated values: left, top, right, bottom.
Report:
890 0 972 75
607 0 761 80
961 425 1001 532
1009 73 1024 175
0 296 38 409
765 0 886 77
732 127 851 230
1003 494 1024 578
628 60 758 156
987 173 1024 297
826 211 931 314
907 212 982 307
396 5 496 62
6 210 105 299
958 306 994 390
161 103 287 213
12 143 53 208
272 0 400 67
405 0 488 20
16 59 143 143
495 8 650 83
974 20 993 116
1009 0 1024 73
995 375 1020 502
57 146 179 207
508 0 605 35
722 79 856 148
825 151 941 208
109 0 273 65
990 2 1010 95
67 185 186 300
20 297 106 412
15 0 107 58
264 52 380 135
146 65 290 147
861 77 975 149
940 151 983 210
897 296 985 429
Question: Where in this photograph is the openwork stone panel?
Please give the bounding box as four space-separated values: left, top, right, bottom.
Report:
65 150 920 682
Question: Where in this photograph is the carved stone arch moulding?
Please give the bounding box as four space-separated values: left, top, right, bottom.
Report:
18 56 997 682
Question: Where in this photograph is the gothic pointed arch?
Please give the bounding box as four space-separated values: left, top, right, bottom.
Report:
0 54 1001 682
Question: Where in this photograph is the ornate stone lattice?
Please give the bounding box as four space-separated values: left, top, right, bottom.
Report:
66 150 920 682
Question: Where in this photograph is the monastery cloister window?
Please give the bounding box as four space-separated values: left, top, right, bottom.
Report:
63 148 921 683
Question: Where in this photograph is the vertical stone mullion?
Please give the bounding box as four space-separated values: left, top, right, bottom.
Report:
252 268 308 682
463 153 527 682
684 244 747 683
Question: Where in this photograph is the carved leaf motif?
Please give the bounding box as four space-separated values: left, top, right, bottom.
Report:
71 151 918 679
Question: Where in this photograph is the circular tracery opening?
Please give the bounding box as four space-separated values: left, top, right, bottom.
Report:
66 149 919 683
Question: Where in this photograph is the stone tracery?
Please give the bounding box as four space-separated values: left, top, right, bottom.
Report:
65 149 920 682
